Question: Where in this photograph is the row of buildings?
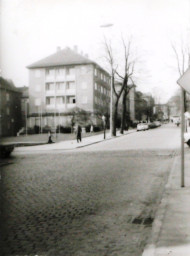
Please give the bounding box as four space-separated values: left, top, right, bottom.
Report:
0 47 136 137
2 46 175 137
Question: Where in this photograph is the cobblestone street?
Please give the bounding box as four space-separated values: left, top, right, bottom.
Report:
0 148 176 256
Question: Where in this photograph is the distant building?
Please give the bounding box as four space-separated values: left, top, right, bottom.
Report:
153 104 169 120
142 93 155 121
27 47 111 130
17 86 29 130
115 81 136 122
0 77 22 137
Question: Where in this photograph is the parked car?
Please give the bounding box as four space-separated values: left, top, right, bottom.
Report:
137 123 149 131
148 122 157 129
0 143 15 158
154 121 161 127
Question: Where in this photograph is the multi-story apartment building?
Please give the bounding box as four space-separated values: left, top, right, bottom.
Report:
27 47 111 129
0 76 22 137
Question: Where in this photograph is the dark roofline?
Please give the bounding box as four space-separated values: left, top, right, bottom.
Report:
0 77 21 93
27 48 111 77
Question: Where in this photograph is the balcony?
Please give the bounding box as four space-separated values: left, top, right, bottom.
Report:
57 104 66 110
56 75 65 82
67 103 76 109
46 90 55 96
66 89 76 95
66 75 75 81
56 90 66 96
46 76 55 82
46 104 55 110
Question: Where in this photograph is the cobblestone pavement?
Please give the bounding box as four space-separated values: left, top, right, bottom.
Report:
0 149 176 256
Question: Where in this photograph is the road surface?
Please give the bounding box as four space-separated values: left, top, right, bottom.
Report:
0 124 180 256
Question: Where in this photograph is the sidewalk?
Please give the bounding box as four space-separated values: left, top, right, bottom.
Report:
13 129 136 153
142 148 190 256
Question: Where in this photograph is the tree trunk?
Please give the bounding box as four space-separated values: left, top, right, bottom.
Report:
120 89 127 134
112 100 119 136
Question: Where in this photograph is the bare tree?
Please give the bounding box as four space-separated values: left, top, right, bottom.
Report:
171 42 190 76
103 38 126 136
116 37 136 134
171 41 190 112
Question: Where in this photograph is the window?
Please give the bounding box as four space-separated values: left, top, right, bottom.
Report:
66 81 75 90
82 96 87 104
6 93 9 101
46 97 50 105
66 68 70 75
46 97 55 105
6 107 10 115
56 83 64 90
35 69 41 78
94 68 97 76
81 82 87 89
46 69 54 76
67 96 75 104
35 98 41 106
66 67 75 75
95 97 98 104
95 83 97 90
56 97 64 104
56 68 64 75
101 73 103 80
101 86 103 93
46 83 54 91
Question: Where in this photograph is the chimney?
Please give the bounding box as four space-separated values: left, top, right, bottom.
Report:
73 45 78 52
56 46 61 52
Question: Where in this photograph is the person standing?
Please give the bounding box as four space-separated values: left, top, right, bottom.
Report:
48 130 53 143
76 124 82 143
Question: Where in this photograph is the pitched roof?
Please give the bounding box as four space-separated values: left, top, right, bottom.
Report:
27 47 95 69
0 77 21 93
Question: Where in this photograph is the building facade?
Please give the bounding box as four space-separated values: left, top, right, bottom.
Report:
153 104 169 121
115 82 136 122
0 77 22 137
27 47 111 130
18 86 29 132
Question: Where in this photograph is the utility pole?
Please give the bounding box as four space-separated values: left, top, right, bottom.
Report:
181 88 185 187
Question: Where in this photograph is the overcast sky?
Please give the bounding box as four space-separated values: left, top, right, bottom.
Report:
1 0 190 103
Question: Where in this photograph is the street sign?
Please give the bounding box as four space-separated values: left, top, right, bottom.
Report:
177 68 190 94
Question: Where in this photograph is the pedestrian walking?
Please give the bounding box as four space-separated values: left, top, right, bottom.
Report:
90 124 93 133
48 131 53 143
76 124 82 142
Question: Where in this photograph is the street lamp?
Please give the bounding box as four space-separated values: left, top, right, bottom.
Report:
102 115 106 139
100 23 114 137
25 99 29 136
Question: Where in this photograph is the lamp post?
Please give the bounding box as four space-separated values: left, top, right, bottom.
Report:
25 99 28 136
102 114 106 139
100 23 114 137
110 73 113 136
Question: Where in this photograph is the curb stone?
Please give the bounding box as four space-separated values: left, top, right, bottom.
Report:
142 152 178 256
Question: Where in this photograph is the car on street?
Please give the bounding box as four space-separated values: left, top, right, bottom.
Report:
137 123 149 131
154 121 161 127
0 143 15 158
